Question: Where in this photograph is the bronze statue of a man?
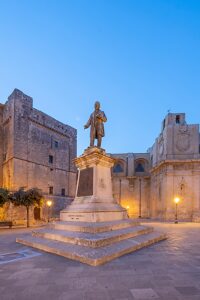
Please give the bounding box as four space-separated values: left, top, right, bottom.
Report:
84 101 107 148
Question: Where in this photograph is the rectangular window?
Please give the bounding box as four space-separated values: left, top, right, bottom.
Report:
49 186 53 195
176 115 180 124
61 188 65 196
49 155 53 164
54 141 58 148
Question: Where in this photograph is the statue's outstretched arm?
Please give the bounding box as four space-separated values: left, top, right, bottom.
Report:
84 116 91 129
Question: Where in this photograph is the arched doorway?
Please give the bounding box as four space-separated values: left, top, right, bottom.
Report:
34 207 41 220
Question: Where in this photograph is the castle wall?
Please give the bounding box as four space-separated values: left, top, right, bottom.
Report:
0 89 77 224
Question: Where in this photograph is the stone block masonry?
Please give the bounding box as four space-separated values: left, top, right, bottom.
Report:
0 89 77 225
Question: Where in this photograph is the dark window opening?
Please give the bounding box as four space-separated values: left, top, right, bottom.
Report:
54 141 58 148
49 155 53 164
61 188 65 196
49 186 53 195
163 119 165 130
113 163 124 173
176 115 180 124
135 163 145 172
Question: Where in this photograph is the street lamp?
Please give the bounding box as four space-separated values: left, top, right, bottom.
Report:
139 178 142 218
126 205 130 217
119 178 122 205
174 197 180 224
47 200 52 223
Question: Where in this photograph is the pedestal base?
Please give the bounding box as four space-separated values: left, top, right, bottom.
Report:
16 219 167 266
60 209 127 222
16 147 167 265
60 147 128 222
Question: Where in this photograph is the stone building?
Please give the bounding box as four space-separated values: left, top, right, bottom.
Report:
1 91 199 224
111 113 200 222
0 89 77 224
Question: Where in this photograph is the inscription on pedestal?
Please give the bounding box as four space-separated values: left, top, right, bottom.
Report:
77 168 93 197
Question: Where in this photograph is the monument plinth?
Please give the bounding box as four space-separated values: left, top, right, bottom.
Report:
60 147 128 222
16 100 166 266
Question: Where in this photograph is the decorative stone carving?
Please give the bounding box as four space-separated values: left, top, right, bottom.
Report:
176 126 190 152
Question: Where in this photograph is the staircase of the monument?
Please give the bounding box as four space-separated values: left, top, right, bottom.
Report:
16 219 166 266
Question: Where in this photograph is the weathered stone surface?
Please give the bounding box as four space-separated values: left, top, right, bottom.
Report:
32 225 153 248
0 89 77 223
52 219 140 233
16 229 166 266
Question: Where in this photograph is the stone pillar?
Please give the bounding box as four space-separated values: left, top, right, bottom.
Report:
192 170 200 222
60 147 128 222
165 165 175 220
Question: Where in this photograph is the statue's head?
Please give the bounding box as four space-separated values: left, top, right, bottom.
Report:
94 101 100 110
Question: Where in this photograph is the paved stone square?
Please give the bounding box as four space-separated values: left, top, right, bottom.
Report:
0 222 200 300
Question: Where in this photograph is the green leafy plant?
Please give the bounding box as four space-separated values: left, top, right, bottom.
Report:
12 188 43 227
0 188 10 207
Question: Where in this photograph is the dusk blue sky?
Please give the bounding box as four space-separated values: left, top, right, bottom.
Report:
0 0 200 155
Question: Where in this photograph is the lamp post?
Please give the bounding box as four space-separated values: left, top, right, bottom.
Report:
126 205 130 217
139 178 142 218
119 178 122 205
47 200 52 223
174 197 180 224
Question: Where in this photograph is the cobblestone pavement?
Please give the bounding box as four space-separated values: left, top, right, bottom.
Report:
0 222 200 300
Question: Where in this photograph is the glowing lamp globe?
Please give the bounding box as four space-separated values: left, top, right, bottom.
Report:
174 197 180 204
47 200 52 207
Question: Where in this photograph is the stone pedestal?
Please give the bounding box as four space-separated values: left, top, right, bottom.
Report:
16 147 167 266
60 147 128 222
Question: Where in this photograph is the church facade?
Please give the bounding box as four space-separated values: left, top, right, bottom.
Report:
0 89 77 224
111 113 200 222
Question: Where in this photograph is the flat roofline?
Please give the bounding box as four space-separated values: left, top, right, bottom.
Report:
110 153 149 156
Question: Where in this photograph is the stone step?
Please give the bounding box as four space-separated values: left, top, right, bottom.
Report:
52 219 140 233
32 225 153 248
16 231 167 266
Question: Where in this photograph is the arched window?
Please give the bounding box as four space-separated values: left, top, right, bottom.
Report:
135 163 145 172
113 163 124 173
135 158 148 173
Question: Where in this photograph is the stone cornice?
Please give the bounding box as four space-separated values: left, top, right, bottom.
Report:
74 147 115 169
150 159 200 173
